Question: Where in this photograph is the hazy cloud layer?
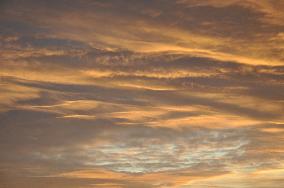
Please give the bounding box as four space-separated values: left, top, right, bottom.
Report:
0 0 284 187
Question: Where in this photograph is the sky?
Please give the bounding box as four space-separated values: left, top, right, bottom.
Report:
0 0 284 187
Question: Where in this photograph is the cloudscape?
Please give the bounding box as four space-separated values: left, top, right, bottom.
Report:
0 0 284 187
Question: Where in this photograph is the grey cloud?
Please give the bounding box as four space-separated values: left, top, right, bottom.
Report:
0 108 249 174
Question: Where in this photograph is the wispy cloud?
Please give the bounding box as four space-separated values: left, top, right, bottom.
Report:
0 0 283 187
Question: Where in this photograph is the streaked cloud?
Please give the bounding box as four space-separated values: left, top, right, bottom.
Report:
0 0 283 187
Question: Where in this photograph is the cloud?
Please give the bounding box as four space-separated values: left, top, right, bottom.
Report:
0 0 283 187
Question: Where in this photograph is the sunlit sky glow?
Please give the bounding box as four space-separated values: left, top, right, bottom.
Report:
0 0 284 187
